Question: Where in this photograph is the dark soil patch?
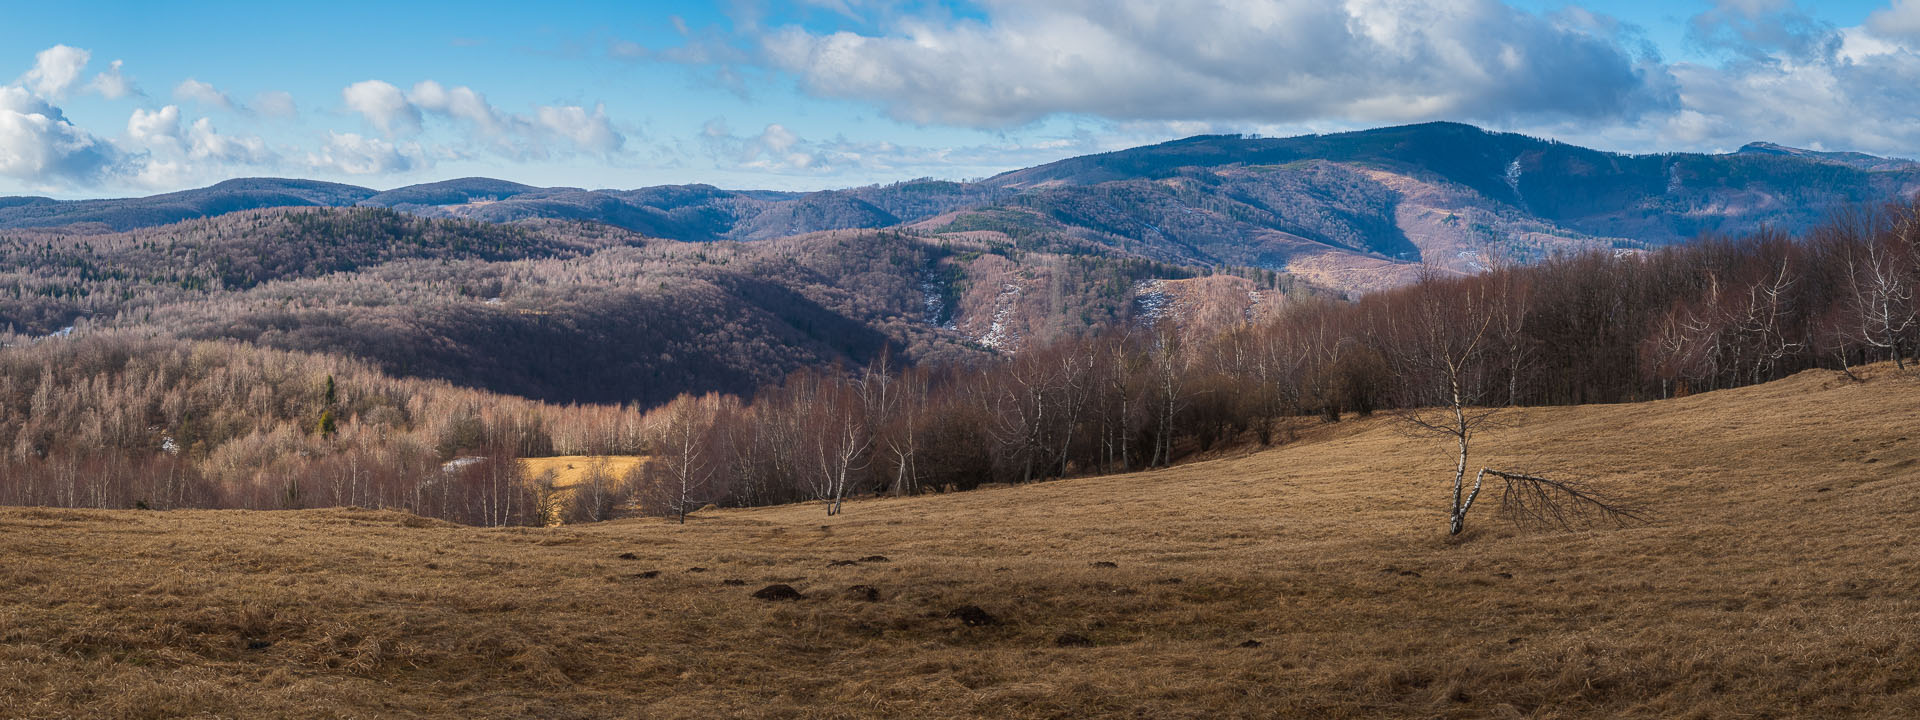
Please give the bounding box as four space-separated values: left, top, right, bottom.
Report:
753 584 804 601
946 605 997 626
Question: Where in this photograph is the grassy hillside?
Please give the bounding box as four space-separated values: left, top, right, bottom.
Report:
3 364 1915 718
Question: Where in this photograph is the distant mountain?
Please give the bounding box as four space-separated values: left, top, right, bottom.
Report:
0 178 375 231
1733 142 1920 172
7 122 1919 293
953 123 1920 288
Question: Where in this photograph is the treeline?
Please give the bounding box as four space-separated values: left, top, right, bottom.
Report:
0 334 647 525
630 202 1920 515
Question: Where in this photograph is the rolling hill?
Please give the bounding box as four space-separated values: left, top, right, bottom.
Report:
2 363 1913 718
8 123 1919 293
0 206 1240 404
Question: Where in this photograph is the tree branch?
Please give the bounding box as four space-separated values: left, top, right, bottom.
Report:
1485 468 1650 530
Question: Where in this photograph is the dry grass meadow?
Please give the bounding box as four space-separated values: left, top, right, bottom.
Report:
520 456 648 488
2 365 1917 718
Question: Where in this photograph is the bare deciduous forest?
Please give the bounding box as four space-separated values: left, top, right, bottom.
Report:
1 199 1913 525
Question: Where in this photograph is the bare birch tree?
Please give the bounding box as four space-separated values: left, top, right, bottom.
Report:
1843 235 1917 369
643 393 728 523
1395 279 1645 536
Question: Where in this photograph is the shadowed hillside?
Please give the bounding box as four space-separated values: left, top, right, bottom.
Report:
1 364 1914 718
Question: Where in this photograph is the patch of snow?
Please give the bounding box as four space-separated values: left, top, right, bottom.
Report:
441 456 487 473
979 283 1023 350
1135 279 1173 326
919 270 954 329
1504 158 1523 200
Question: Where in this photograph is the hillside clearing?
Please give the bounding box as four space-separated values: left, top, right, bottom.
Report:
1 365 1917 718
520 456 648 489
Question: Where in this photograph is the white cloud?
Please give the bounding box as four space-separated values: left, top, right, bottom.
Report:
341 78 625 158
0 85 118 186
536 103 623 153
122 105 278 187
173 78 237 112
306 131 426 174
87 59 136 99
18 45 90 99
255 90 297 119
408 80 508 136
698 116 1112 178
1869 0 1920 40
753 0 1675 129
125 105 182 147
343 80 421 137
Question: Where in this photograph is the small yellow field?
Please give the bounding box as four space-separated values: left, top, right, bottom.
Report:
1 365 1917 718
518 455 647 487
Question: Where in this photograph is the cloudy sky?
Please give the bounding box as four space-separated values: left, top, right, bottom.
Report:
3 0 1916 197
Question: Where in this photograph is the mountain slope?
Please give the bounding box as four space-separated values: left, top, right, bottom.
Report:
3 363 1914 717
952 122 1920 287
0 207 1240 404
8 123 1918 294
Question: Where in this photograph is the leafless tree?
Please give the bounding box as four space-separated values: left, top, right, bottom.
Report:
642 393 728 523
808 376 871 516
1395 279 1644 536
1843 234 1917 369
566 457 628 524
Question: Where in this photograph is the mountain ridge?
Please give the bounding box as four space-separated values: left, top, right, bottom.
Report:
6 122 1917 292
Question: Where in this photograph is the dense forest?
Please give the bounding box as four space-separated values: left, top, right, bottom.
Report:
0 199 1912 524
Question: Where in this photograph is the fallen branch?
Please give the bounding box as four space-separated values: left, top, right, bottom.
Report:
1483 469 1650 531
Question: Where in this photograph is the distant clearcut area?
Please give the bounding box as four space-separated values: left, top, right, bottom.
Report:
1 364 1914 718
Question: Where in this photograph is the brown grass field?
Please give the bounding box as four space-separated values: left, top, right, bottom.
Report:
2 365 1917 718
520 456 648 489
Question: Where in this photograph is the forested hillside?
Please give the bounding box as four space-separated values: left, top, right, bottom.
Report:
0 197 1911 525
9 123 1919 294
0 207 1258 404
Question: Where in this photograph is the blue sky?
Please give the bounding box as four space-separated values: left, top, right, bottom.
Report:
3 0 1916 197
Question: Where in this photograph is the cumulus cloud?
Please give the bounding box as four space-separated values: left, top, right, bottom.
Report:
0 85 119 186
126 106 273 163
408 80 508 136
173 78 238 112
536 104 623 153
1868 0 1920 40
341 78 624 157
1583 1 1920 157
306 131 427 175
703 120 816 171
343 80 421 136
752 0 1676 128
87 59 137 99
123 105 278 187
18 44 90 99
